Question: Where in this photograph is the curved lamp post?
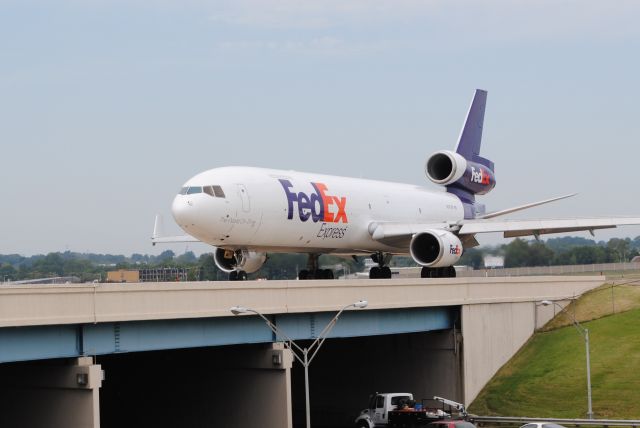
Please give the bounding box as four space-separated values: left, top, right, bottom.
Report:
230 300 368 428
541 299 593 419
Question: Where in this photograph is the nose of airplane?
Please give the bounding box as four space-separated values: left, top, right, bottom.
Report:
171 195 192 228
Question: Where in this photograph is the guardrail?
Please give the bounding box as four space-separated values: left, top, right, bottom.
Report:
470 415 640 427
462 262 640 278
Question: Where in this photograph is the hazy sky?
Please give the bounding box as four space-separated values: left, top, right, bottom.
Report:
2 0 640 256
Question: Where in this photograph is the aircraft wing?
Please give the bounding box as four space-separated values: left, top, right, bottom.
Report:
369 222 457 248
369 217 640 248
458 217 640 238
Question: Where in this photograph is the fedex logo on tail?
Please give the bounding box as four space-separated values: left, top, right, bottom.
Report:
279 179 348 223
470 167 491 185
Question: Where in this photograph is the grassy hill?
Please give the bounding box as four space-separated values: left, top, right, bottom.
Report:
469 281 640 419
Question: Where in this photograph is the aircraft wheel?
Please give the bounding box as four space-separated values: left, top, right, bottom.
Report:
369 267 380 279
421 267 432 278
229 271 238 281
381 266 392 279
324 269 334 279
238 270 248 281
298 270 309 280
446 266 456 278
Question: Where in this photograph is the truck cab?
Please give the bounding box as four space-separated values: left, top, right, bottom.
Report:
355 393 414 428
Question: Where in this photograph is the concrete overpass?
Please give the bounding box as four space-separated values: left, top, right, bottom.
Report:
0 276 603 428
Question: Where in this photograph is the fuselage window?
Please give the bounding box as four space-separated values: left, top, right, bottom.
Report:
213 185 225 198
203 186 215 197
187 186 202 194
179 187 188 195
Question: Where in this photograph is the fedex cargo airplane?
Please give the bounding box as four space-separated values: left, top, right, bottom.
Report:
153 90 640 280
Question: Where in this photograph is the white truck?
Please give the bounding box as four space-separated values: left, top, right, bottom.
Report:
354 394 465 428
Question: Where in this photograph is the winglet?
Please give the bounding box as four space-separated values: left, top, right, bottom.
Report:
455 89 487 161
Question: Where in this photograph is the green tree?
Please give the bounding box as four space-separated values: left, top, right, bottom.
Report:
199 254 219 280
0 263 17 281
528 241 554 266
176 251 197 264
32 253 65 276
504 239 554 267
607 238 631 262
460 248 484 269
504 239 530 267
156 250 175 264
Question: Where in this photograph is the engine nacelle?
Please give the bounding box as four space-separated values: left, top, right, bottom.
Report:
213 248 267 273
425 150 467 185
409 230 463 268
425 150 496 195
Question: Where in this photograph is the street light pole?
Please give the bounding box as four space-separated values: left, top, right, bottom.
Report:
541 300 593 419
230 300 368 428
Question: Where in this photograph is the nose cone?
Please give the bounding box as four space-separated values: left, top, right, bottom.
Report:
171 195 192 230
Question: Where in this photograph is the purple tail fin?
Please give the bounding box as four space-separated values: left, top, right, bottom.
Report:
445 89 495 219
455 89 494 171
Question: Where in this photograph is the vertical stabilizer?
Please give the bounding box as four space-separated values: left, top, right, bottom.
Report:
454 89 490 169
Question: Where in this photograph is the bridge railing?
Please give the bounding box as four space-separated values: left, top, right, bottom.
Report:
460 262 640 278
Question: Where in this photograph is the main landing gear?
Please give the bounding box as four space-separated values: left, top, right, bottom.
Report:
298 253 335 280
369 252 393 279
228 270 248 281
420 266 456 278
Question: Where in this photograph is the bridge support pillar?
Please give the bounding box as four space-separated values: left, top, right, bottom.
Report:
213 342 294 428
0 356 103 428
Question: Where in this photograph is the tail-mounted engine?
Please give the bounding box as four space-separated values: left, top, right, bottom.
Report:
425 150 495 196
409 230 463 268
213 248 267 273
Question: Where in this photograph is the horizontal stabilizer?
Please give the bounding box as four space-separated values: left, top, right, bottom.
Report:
480 193 578 219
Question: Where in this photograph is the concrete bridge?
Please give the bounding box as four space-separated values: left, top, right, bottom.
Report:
0 276 603 428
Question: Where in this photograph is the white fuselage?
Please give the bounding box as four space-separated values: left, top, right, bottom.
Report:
172 166 464 255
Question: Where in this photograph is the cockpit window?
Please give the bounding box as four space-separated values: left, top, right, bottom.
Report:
179 187 188 195
203 185 226 198
213 185 225 198
186 186 203 194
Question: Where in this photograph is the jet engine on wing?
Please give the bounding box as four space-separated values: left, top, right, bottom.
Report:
426 150 496 195
409 230 463 268
213 248 267 273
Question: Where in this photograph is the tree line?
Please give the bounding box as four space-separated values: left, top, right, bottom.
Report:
1 235 639 282
458 236 640 269
0 250 363 282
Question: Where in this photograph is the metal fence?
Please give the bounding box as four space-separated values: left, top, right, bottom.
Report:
460 262 640 278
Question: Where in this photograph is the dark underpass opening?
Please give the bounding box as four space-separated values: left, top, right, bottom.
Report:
96 329 462 428
290 329 463 428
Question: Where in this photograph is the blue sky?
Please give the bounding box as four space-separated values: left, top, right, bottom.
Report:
2 0 640 255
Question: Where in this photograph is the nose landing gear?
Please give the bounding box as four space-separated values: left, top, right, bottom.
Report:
298 254 335 280
229 270 248 281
